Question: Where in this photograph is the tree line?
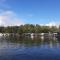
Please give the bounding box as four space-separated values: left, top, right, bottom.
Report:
0 24 60 34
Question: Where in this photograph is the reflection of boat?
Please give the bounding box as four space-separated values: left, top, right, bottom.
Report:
56 32 60 39
0 33 3 37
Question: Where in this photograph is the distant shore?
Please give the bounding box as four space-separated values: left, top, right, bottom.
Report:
0 24 60 33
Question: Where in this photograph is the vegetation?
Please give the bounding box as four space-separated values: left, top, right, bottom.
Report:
0 24 60 33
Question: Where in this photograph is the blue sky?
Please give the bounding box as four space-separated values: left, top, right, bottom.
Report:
0 0 60 26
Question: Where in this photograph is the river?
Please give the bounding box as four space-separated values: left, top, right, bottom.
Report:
0 36 60 60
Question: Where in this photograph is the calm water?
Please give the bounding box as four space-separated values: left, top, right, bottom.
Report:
0 36 60 60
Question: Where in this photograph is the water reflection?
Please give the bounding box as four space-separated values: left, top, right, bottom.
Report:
0 35 60 48
0 35 60 60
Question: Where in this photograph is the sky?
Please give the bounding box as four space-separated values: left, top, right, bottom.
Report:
0 0 60 26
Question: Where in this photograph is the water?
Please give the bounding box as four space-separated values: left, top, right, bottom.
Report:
0 36 60 60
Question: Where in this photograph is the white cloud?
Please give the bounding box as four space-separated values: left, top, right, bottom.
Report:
46 22 56 26
0 10 24 26
39 21 60 28
45 21 59 28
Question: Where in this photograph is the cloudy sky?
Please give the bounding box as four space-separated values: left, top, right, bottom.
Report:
0 0 60 26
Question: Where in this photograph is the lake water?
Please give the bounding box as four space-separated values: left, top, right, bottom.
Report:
0 36 60 60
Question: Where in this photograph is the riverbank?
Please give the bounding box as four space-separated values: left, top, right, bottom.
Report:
0 32 58 39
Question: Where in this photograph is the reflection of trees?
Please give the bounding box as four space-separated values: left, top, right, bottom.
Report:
1 35 60 48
